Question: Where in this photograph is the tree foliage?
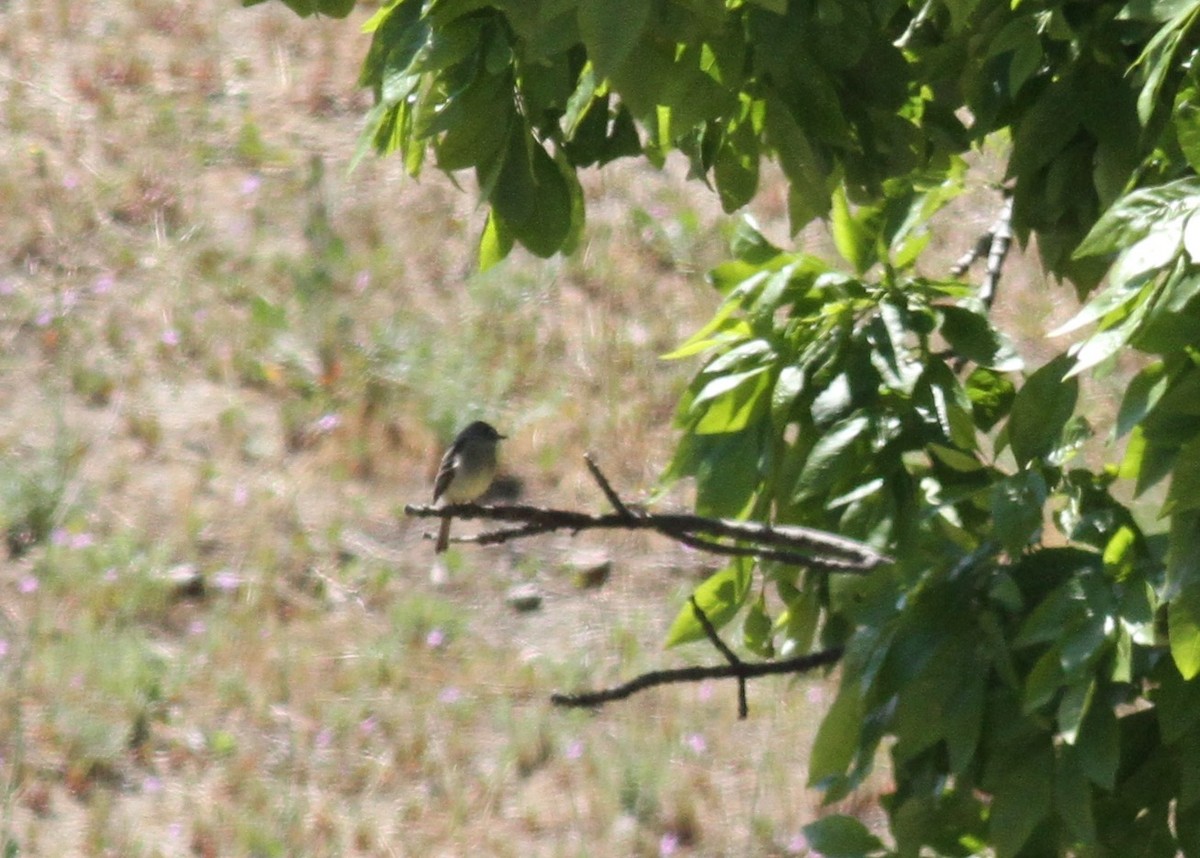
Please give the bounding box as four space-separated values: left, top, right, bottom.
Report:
257 0 1200 854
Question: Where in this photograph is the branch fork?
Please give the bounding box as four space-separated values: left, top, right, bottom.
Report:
405 454 887 715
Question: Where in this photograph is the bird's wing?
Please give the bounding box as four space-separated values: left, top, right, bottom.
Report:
432 444 459 503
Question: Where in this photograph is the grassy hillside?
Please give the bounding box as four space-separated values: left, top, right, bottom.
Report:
0 2 1081 856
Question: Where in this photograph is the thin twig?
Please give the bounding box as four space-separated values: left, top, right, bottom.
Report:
690 597 748 718
584 452 636 518
670 531 879 572
691 596 740 666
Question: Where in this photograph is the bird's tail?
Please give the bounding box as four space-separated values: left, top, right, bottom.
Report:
435 517 452 553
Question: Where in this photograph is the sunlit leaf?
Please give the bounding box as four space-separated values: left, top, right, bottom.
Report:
831 187 875 273
665 562 752 647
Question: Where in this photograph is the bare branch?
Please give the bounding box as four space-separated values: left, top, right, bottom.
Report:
550 647 844 712
950 231 991 278
670 530 879 572
408 457 889 571
980 194 1013 308
408 456 863 715
950 189 1014 309
407 501 891 572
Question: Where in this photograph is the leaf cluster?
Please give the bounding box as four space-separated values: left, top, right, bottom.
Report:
664 215 1187 856
342 0 1200 282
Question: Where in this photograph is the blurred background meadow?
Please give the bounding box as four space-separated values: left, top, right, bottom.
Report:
0 2 1074 856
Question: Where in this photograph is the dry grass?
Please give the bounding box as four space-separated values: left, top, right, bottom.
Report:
0 2 1105 856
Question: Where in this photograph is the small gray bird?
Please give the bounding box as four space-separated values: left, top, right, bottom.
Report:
432 421 505 553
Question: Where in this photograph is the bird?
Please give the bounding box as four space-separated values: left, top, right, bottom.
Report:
432 421 505 553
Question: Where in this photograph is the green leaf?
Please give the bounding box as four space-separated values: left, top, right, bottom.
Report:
662 297 750 359
793 414 870 501
928 443 984 473
921 362 978 450
1169 512 1200 679
1103 525 1138 579
939 305 1023 371
577 0 652 79
1057 677 1096 744
764 94 830 232
1176 88 1200 175
802 815 885 858
944 670 986 774
831 187 875 273
478 209 514 271
1133 3 1200 125
1117 361 1169 437
808 683 864 789
1076 701 1119 789
1153 652 1200 742
1170 592 1200 681
771 365 805 422
1063 278 1157 379
987 740 1054 858
1022 646 1064 713
1112 227 1185 285
665 562 752 647
1165 436 1200 516
965 367 1016 432
1049 275 1154 338
693 367 770 434
1016 583 1080 648
743 591 774 657
319 0 355 16
991 469 1049 554
869 302 923 393
692 364 770 408
688 428 763 518
488 132 573 257
729 216 783 264
714 111 761 213
1143 365 1200 446
1056 748 1098 845
1075 177 1200 259
251 0 355 18
431 72 516 171
1007 354 1078 466
778 582 820 656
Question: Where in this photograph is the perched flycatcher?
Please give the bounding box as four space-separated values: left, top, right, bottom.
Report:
432 421 505 553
